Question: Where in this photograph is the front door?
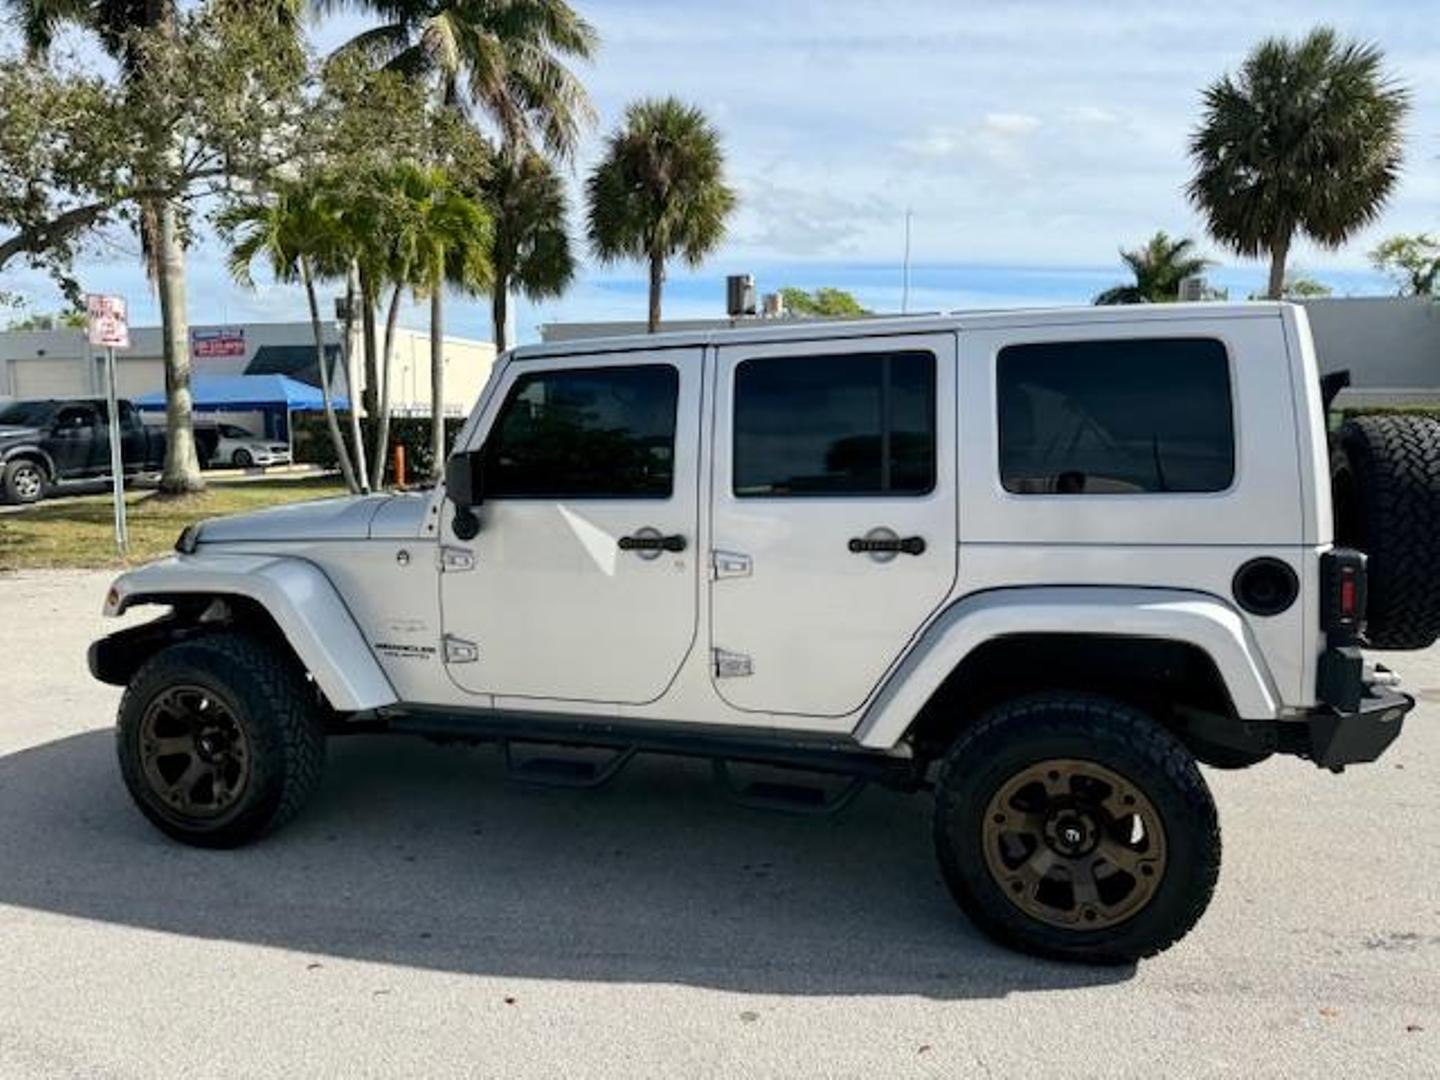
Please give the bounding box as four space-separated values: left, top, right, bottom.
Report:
439 348 702 704
48 403 102 477
709 334 959 720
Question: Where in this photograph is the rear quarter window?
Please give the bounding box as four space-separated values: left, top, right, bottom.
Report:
997 337 1234 495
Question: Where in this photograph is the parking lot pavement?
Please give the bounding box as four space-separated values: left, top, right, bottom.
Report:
1 569 1437 1079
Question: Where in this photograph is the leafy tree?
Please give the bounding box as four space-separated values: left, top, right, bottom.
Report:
1280 275 1332 299
481 146 575 353
1188 26 1409 300
1246 273 1333 300
586 97 736 332
1370 234 1440 297
778 286 869 317
6 309 87 330
1 1 307 492
1093 232 1210 305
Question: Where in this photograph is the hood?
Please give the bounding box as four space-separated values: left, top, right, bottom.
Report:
0 425 43 444
195 493 397 544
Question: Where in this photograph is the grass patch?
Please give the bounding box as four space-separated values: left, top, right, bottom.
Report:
0 477 348 571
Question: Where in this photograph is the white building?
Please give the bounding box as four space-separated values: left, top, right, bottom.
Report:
0 320 496 421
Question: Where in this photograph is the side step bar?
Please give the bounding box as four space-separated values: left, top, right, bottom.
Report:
376 707 926 792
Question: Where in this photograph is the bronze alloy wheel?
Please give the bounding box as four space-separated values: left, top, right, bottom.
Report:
139 685 251 819
981 757 1167 931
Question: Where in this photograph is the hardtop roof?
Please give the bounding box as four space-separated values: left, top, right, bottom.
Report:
510 302 1290 361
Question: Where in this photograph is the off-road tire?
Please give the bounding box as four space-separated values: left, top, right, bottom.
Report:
933 694 1220 964
117 632 325 848
2 458 47 504
1331 415 1440 650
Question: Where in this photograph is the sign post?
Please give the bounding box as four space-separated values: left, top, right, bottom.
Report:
86 294 131 557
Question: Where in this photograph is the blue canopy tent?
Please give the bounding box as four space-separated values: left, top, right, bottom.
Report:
133 375 350 464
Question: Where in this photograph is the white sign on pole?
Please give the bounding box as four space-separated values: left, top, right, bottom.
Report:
86 294 131 556
86 293 130 350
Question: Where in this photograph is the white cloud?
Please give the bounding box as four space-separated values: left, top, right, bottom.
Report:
10 0 1439 340
982 111 1042 136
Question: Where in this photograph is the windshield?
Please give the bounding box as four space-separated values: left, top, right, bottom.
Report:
0 401 55 427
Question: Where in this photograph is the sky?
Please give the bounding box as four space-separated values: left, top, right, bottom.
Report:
4 0 1440 345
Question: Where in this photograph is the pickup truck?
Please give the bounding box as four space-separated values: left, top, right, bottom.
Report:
0 397 169 503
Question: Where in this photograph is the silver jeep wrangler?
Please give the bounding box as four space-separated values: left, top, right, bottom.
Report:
91 303 1435 963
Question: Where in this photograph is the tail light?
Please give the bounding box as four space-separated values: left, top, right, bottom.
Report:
1321 548 1367 643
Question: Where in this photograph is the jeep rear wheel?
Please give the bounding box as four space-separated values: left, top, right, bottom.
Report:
117 632 325 848
933 694 1220 964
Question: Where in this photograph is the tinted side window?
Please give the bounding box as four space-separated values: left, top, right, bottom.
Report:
998 338 1234 495
483 364 678 499
733 351 936 497
55 405 97 429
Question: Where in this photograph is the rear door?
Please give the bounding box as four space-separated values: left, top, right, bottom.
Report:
709 334 958 719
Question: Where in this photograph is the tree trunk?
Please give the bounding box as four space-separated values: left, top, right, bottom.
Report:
369 283 403 491
647 251 665 333
360 267 379 416
302 257 358 493
430 285 446 483
491 277 509 354
343 265 370 493
155 197 203 494
1266 233 1291 300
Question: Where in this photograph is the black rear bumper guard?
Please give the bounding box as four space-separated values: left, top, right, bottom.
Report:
1301 682 1412 773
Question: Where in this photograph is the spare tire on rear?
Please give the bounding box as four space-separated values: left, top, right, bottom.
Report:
1331 414 1440 650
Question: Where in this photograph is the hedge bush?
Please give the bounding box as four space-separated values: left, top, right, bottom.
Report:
293 412 465 485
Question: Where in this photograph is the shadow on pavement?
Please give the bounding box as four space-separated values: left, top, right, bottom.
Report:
0 729 1133 998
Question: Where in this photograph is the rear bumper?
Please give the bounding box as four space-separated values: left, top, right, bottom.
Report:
1301 684 1412 772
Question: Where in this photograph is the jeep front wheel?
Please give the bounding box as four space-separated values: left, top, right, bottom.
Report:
116 632 326 848
933 694 1220 964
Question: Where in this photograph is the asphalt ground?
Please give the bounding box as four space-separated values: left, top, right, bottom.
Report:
1 569 1436 1078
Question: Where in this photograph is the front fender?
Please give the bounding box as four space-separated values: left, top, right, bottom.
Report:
0 444 56 477
103 553 398 712
853 587 1281 750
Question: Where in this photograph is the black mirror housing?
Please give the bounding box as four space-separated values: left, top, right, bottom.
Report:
445 449 485 507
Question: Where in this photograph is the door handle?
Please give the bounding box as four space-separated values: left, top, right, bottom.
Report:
619 533 687 553
848 535 926 556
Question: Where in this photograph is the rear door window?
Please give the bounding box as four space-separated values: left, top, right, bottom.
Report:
997 338 1234 494
732 350 936 496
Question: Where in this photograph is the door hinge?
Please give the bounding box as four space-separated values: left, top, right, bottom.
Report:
440 545 475 573
443 634 479 663
713 648 753 678
712 550 752 580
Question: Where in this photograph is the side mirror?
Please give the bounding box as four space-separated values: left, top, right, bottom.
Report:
445 448 486 507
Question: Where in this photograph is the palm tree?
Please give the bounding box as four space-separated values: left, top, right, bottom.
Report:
326 0 595 412
348 162 493 489
415 175 494 481
221 179 362 492
325 0 597 157
9 0 302 494
1094 232 1211 305
586 98 737 332
1188 26 1409 300
481 146 574 352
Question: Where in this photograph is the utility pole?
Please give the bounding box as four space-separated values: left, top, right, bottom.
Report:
901 208 913 315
